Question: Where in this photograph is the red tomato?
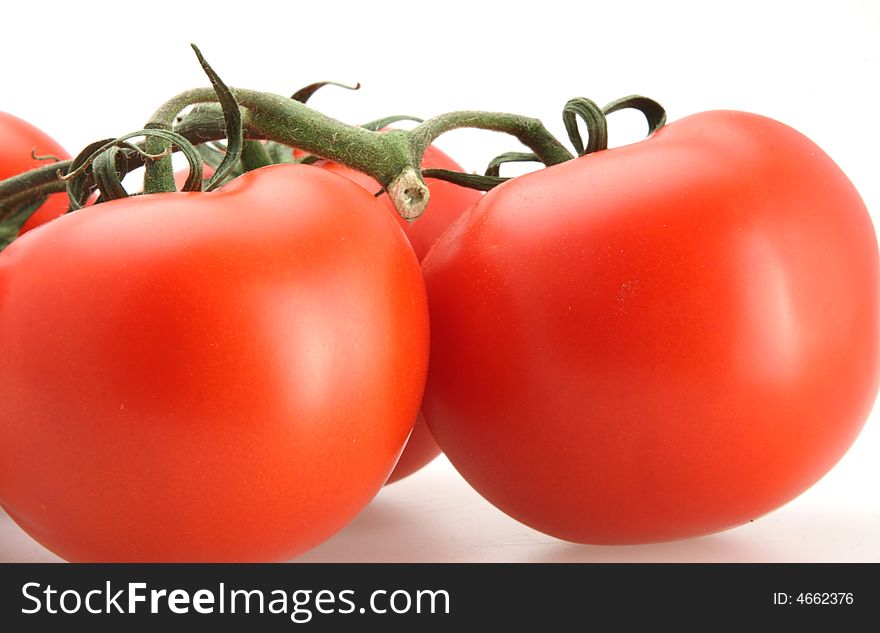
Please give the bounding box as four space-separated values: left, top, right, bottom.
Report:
175 163 214 189
0 164 429 561
0 112 70 233
321 144 482 260
320 144 481 483
83 164 214 207
421 111 880 544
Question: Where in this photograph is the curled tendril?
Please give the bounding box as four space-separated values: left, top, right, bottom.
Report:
603 95 667 135
61 129 205 209
92 143 143 202
189 44 242 192
485 152 541 178
291 81 360 104
418 94 668 192
62 138 117 209
30 150 63 163
561 94 668 158
562 98 609 156
361 115 424 132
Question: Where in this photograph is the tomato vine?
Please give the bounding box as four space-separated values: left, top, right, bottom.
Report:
0 44 668 243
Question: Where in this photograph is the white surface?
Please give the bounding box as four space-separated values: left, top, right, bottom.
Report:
2 432 879 563
1 0 878 562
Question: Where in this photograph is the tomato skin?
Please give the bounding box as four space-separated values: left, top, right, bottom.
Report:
0 112 70 233
320 144 481 483
0 164 429 561
174 163 214 190
321 144 483 260
422 111 880 544
383 412 438 484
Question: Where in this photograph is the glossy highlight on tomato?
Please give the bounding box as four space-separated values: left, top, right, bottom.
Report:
0 164 429 561
421 110 880 544
0 112 70 233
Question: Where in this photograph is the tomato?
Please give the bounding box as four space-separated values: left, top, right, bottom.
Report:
0 112 70 233
0 164 429 561
421 110 880 544
173 163 214 191
319 143 481 483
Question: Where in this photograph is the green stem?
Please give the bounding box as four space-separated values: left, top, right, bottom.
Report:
160 89 574 219
409 111 574 168
2 88 573 224
144 90 210 195
240 140 273 172
0 163 69 221
240 92 423 210
0 198 46 250
146 87 429 219
143 125 176 194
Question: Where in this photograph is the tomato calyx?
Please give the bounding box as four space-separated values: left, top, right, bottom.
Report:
563 95 666 157
58 129 207 209
0 43 669 250
411 95 668 193
562 97 609 155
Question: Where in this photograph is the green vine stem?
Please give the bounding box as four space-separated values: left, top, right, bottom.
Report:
0 163 69 219
145 87 422 219
240 141 273 172
0 96 572 224
0 198 45 250
408 112 573 168
0 47 662 230
145 84 576 220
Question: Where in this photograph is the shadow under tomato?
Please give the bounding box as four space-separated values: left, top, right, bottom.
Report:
0 504 64 563
292 496 451 563
520 530 776 564
523 504 880 563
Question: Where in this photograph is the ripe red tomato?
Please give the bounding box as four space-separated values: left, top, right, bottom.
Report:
0 164 429 561
176 163 214 188
319 143 481 483
0 112 70 233
421 110 880 543
320 144 482 260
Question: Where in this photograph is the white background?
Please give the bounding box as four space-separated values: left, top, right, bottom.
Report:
1 0 878 562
